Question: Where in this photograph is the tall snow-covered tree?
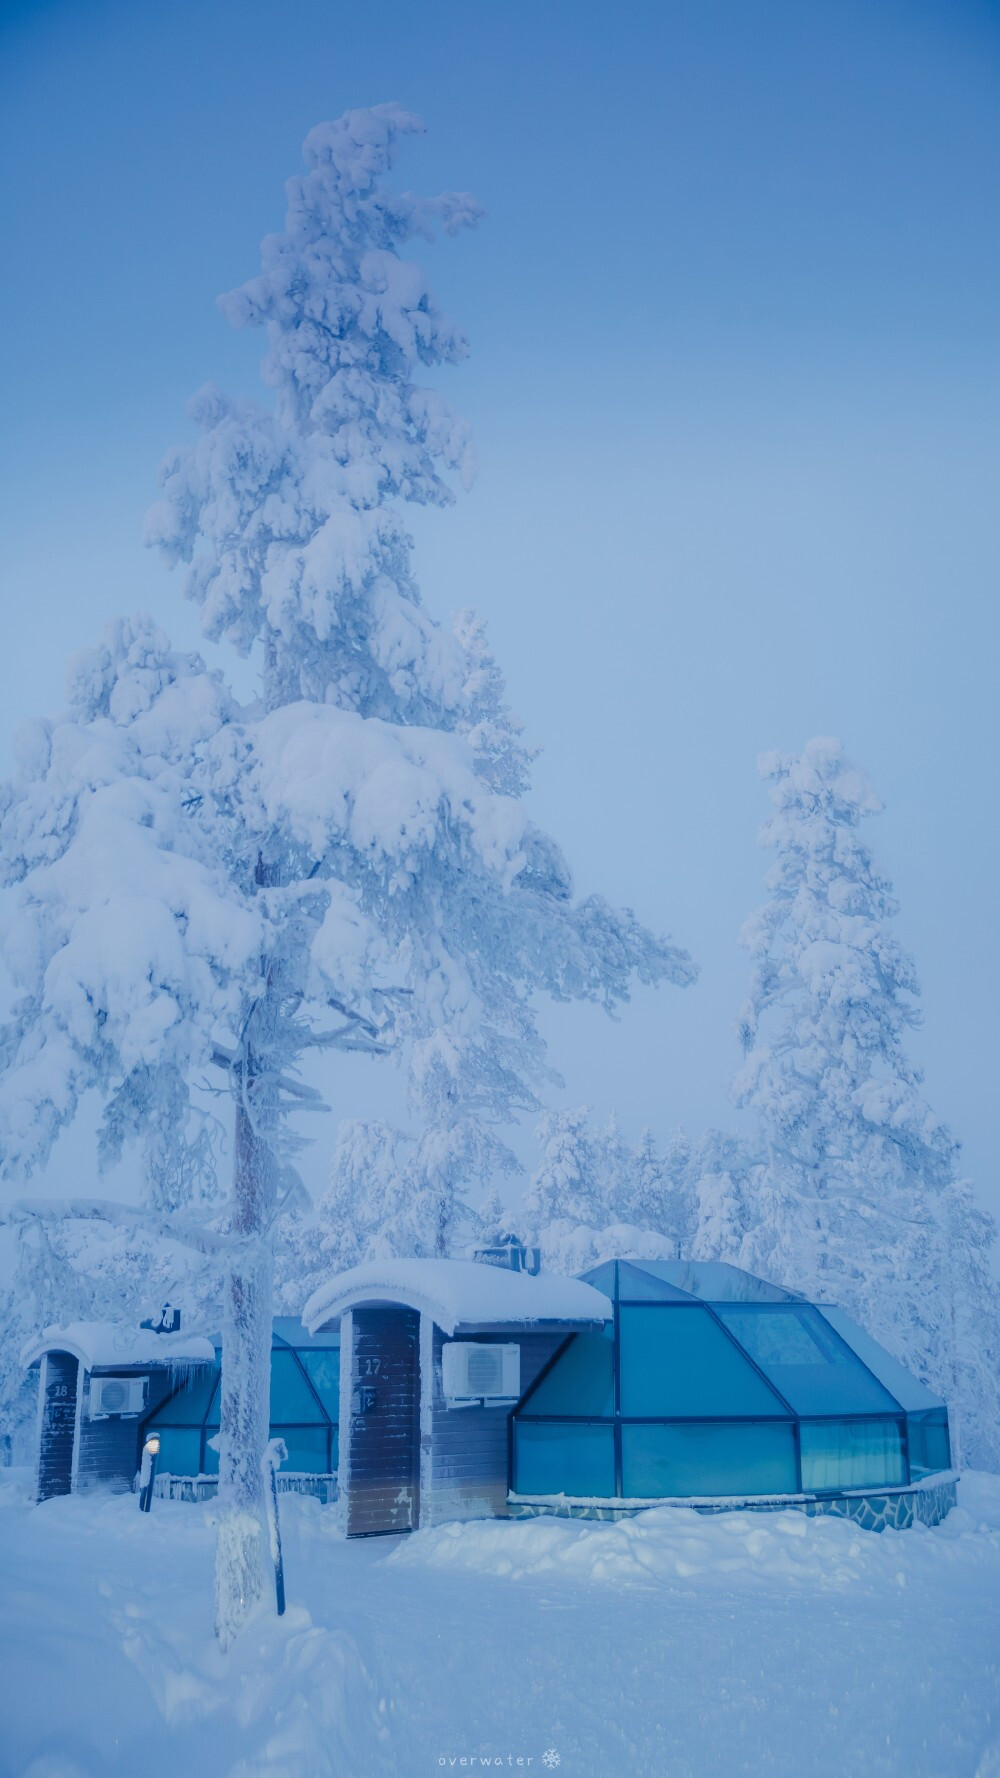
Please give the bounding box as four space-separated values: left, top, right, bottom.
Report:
523 1107 687 1272
0 106 694 1639
688 1128 757 1263
732 735 1000 1466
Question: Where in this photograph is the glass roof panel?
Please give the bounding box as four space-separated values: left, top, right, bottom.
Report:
146 1364 219 1427
615 1261 694 1302
815 1307 944 1411
619 1305 787 1417
270 1349 329 1424
273 1316 341 1350
520 1326 614 1416
633 1260 800 1303
298 1348 340 1419
715 1305 901 1415
204 1372 221 1428
578 1261 619 1299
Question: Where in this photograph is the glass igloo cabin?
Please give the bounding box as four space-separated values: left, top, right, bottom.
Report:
143 1317 340 1496
509 1259 952 1526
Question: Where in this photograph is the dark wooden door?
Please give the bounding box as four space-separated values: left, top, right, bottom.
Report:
38 1352 79 1500
346 1308 420 1536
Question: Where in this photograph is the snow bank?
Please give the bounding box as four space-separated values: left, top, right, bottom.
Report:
390 1472 1000 1594
2 1473 999 1777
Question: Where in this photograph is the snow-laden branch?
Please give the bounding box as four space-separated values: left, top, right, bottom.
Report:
3 1197 241 1261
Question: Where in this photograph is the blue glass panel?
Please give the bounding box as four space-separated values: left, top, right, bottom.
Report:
154 1427 203 1476
799 1418 906 1491
203 1433 219 1474
616 1261 694 1302
716 1306 899 1414
618 1306 785 1417
298 1348 340 1420
634 1261 798 1303
622 1421 797 1498
204 1373 221 1428
578 1261 619 1299
278 1427 330 1473
147 1366 219 1426
270 1350 325 1423
514 1421 615 1497
522 1327 614 1416
817 1308 944 1411
907 1409 951 1479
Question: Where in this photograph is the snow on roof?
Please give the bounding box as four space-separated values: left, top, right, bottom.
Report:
303 1259 613 1337
21 1321 216 1372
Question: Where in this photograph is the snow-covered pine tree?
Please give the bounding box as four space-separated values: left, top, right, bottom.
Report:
524 1108 686 1271
623 1125 696 1250
524 1107 605 1232
688 1128 757 1263
732 735 1000 1466
0 107 694 1639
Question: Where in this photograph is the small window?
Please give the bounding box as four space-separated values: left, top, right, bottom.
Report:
513 1421 615 1498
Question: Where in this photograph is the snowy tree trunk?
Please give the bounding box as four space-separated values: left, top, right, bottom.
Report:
214 1049 278 1647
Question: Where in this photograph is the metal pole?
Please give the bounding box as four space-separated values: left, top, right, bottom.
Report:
138 1435 160 1512
261 1437 287 1615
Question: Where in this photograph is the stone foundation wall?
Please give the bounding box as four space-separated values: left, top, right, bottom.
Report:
509 1475 957 1532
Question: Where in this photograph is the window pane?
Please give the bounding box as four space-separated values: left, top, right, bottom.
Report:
619 1306 785 1417
154 1428 203 1476
147 1366 219 1426
278 1427 330 1474
270 1350 325 1423
298 1348 340 1420
800 1419 906 1491
907 1410 951 1479
622 1421 797 1498
522 1327 614 1416
513 1422 615 1497
716 1306 900 1414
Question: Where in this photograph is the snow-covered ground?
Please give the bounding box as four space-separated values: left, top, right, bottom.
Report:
1 1469 998 1778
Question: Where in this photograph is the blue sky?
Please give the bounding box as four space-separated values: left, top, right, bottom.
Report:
1 0 998 1217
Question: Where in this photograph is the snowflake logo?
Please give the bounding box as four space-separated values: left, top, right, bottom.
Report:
541 1753 561 1771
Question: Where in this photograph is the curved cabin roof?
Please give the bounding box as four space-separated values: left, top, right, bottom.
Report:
303 1258 613 1337
21 1321 216 1372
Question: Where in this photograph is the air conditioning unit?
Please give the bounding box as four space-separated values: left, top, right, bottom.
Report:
442 1342 520 1406
89 1375 147 1418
